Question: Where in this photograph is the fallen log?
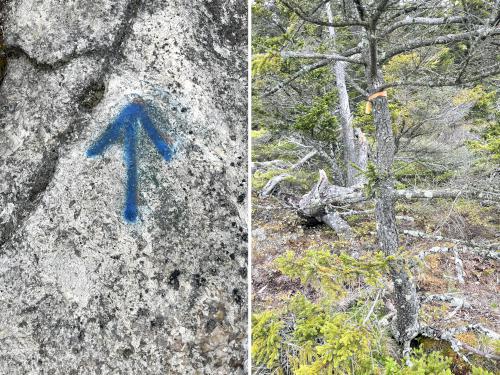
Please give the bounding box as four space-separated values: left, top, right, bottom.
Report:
421 294 470 309
405 230 499 252
298 171 500 218
396 188 500 202
294 170 366 235
298 169 365 218
265 169 500 237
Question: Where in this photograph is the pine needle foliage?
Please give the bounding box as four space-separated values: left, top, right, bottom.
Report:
275 247 391 299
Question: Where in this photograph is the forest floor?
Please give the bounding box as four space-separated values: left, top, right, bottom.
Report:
252 187 500 371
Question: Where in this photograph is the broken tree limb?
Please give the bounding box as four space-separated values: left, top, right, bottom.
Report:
404 230 500 252
280 50 363 65
262 58 336 98
453 248 465 285
251 160 290 173
362 288 382 326
339 209 374 216
298 170 365 217
259 151 318 198
259 174 291 198
396 188 500 202
418 245 500 262
292 150 318 170
460 342 500 362
422 294 470 309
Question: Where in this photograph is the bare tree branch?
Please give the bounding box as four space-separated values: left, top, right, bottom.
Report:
352 0 367 21
345 73 369 96
371 0 392 26
381 27 500 63
381 63 500 89
261 58 336 98
382 16 471 34
280 50 364 64
281 0 369 28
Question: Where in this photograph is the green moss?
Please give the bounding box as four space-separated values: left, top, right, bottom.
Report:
251 128 268 139
275 247 390 300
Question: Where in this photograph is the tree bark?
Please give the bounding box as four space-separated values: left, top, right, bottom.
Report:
297 170 360 235
354 127 368 184
326 3 360 187
368 55 419 350
298 170 365 217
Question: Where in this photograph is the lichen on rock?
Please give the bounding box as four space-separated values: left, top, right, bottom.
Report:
0 1 247 374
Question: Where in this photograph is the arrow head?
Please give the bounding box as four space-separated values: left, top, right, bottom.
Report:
86 100 174 223
139 109 173 162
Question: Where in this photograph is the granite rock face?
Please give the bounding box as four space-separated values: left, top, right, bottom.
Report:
0 1 248 374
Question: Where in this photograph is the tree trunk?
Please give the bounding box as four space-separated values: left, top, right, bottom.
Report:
354 127 368 184
326 3 360 187
369 67 419 351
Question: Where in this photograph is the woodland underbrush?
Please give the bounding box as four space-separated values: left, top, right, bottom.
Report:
252 136 499 375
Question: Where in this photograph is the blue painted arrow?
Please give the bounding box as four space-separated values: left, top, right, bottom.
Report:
86 100 173 223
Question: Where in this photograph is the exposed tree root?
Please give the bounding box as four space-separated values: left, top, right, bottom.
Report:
420 325 500 362
421 293 470 309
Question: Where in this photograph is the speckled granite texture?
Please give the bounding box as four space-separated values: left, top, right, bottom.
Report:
0 0 248 373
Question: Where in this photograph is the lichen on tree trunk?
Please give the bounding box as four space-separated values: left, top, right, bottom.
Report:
370 72 419 350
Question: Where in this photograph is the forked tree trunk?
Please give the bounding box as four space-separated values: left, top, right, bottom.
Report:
369 70 419 352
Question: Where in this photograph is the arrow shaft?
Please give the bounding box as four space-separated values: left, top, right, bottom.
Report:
123 122 138 222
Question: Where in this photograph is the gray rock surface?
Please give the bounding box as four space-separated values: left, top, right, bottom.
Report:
0 0 248 374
